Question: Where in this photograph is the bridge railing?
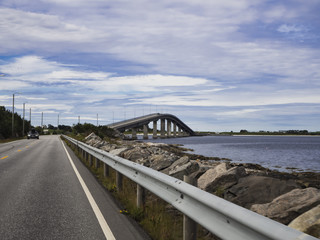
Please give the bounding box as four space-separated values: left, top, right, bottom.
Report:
107 113 160 127
62 135 317 240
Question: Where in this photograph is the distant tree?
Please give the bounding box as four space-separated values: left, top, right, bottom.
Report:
35 126 43 135
58 125 72 133
240 129 248 133
72 123 116 139
0 106 31 139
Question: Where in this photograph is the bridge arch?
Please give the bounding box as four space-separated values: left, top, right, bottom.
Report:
107 113 195 139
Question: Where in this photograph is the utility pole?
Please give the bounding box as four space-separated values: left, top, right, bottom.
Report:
57 114 59 128
78 116 80 124
41 112 43 128
97 113 99 126
12 94 15 137
22 103 26 136
29 108 31 126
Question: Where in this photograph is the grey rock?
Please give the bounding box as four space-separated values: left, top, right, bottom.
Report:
225 175 300 208
109 147 128 156
169 161 199 180
197 163 228 190
170 156 189 169
251 188 320 225
149 154 172 171
198 163 246 193
121 147 150 161
289 204 320 238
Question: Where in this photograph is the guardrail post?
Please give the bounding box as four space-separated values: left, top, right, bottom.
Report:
103 163 109 177
89 154 93 166
116 171 123 191
183 175 197 240
137 184 145 208
95 157 100 168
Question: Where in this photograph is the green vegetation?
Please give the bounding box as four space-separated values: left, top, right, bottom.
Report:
0 106 31 139
72 123 117 139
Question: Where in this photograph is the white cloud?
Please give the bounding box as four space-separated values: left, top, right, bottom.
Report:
0 81 30 90
28 103 73 112
129 86 320 107
277 24 303 33
1 1 320 130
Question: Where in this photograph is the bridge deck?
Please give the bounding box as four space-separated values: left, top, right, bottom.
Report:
108 113 195 136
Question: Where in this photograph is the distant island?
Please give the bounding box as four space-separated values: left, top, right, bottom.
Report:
196 129 320 136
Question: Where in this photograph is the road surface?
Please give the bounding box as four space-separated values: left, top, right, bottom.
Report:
0 135 150 240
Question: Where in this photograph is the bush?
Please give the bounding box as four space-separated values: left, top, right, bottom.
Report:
0 106 31 138
72 123 117 139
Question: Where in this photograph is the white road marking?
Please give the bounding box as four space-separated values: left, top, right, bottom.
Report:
61 139 116 240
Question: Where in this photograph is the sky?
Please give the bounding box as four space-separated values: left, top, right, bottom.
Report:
0 0 319 132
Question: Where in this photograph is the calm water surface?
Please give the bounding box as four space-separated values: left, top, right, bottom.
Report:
146 135 320 172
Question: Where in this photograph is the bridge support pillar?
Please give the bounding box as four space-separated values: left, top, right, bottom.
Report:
167 120 171 137
143 124 148 139
173 122 177 137
161 119 166 138
132 128 137 140
153 120 158 139
178 126 182 136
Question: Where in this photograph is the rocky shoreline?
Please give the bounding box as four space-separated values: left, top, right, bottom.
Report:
85 133 320 238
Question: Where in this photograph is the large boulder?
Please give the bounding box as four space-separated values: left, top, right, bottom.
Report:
168 161 199 180
109 147 128 156
197 163 246 193
170 156 190 169
225 175 300 208
85 132 101 141
198 163 228 190
121 147 150 161
289 204 320 238
149 154 172 171
92 140 107 148
251 188 320 225
161 156 190 175
100 144 117 152
85 132 102 146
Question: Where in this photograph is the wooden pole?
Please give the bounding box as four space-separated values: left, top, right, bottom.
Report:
137 184 145 208
116 171 123 191
183 175 197 240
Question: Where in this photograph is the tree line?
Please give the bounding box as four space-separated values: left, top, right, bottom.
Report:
0 106 31 139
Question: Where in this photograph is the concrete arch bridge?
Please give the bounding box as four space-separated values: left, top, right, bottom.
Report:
107 113 195 139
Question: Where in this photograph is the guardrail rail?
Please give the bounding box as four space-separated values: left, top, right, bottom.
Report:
62 135 318 240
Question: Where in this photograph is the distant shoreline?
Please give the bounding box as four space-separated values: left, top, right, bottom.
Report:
196 133 320 137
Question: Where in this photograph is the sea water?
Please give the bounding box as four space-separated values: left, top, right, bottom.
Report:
146 135 320 172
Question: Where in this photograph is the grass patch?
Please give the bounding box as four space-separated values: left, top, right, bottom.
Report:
0 137 25 143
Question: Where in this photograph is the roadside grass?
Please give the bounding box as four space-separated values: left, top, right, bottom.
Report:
65 138 211 240
0 137 25 143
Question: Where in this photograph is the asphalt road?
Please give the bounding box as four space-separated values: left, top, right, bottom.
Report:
0 135 150 240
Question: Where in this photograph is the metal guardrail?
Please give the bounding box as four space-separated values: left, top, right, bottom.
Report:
62 135 318 240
